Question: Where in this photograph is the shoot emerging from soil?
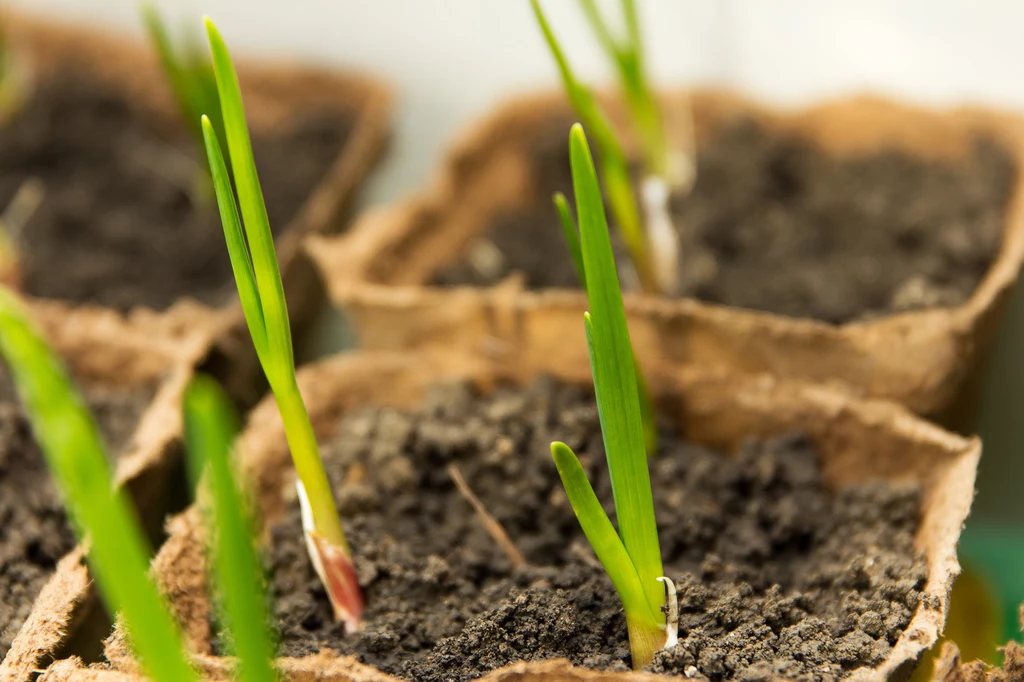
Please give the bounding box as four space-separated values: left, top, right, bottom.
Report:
184 375 278 682
550 125 677 669
0 287 198 682
532 0 693 296
578 0 692 191
202 17 364 632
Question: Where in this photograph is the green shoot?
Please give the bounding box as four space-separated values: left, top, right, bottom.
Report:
550 125 676 669
184 375 278 682
0 178 44 287
532 0 689 296
578 0 670 187
531 0 656 294
202 17 363 632
553 191 657 455
0 287 198 682
143 4 227 173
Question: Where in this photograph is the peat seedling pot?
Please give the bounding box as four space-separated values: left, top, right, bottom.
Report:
306 89 1024 429
0 302 199 681
930 605 1024 681
1 10 392 404
82 350 978 682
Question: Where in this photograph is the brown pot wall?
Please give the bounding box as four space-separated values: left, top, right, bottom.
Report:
306 89 1024 428
3 9 393 405
91 350 979 682
928 606 1024 682
0 303 199 682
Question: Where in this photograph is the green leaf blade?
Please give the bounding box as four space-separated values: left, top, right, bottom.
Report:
205 18 294 382
184 376 278 682
142 5 222 157
553 192 586 288
551 442 656 621
202 19 360 628
551 441 664 667
578 0 621 62
143 4 195 136
0 289 197 682
531 0 654 293
201 115 268 364
570 124 664 617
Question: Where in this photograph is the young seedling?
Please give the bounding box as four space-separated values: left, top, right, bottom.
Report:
202 17 364 632
184 375 278 682
550 125 677 669
0 177 44 287
554 191 657 455
578 0 694 192
142 4 227 199
0 287 198 682
531 0 693 296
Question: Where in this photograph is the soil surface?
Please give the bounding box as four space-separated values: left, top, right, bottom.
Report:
0 370 155 659
260 379 926 681
0 69 352 312
432 117 1016 324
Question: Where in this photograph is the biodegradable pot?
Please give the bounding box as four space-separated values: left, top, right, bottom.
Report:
3 9 392 404
0 301 200 682
930 606 1024 681
89 350 978 682
306 89 1024 428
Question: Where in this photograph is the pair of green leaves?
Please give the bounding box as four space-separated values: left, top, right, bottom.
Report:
0 290 276 682
531 0 655 294
550 125 667 669
554 192 657 455
202 18 351 560
578 0 669 183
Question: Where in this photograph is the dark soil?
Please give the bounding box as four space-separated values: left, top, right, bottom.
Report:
0 69 352 312
0 370 155 659
262 378 926 681
432 117 1016 324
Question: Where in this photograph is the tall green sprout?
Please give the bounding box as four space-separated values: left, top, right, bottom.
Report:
554 191 657 455
550 125 677 669
531 0 655 294
578 0 670 186
0 287 199 682
531 0 690 296
143 4 228 176
184 376 278 682
201 17 364 631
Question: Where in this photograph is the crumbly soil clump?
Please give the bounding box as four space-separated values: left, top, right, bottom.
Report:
0 370 155 658
0 70 352 311
433 117 1016 324
260 378 926 681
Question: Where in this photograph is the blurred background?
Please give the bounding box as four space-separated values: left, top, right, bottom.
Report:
11 0 1024 659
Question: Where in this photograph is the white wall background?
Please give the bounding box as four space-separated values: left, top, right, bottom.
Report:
13 0 1024 204
11 0 1024 524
